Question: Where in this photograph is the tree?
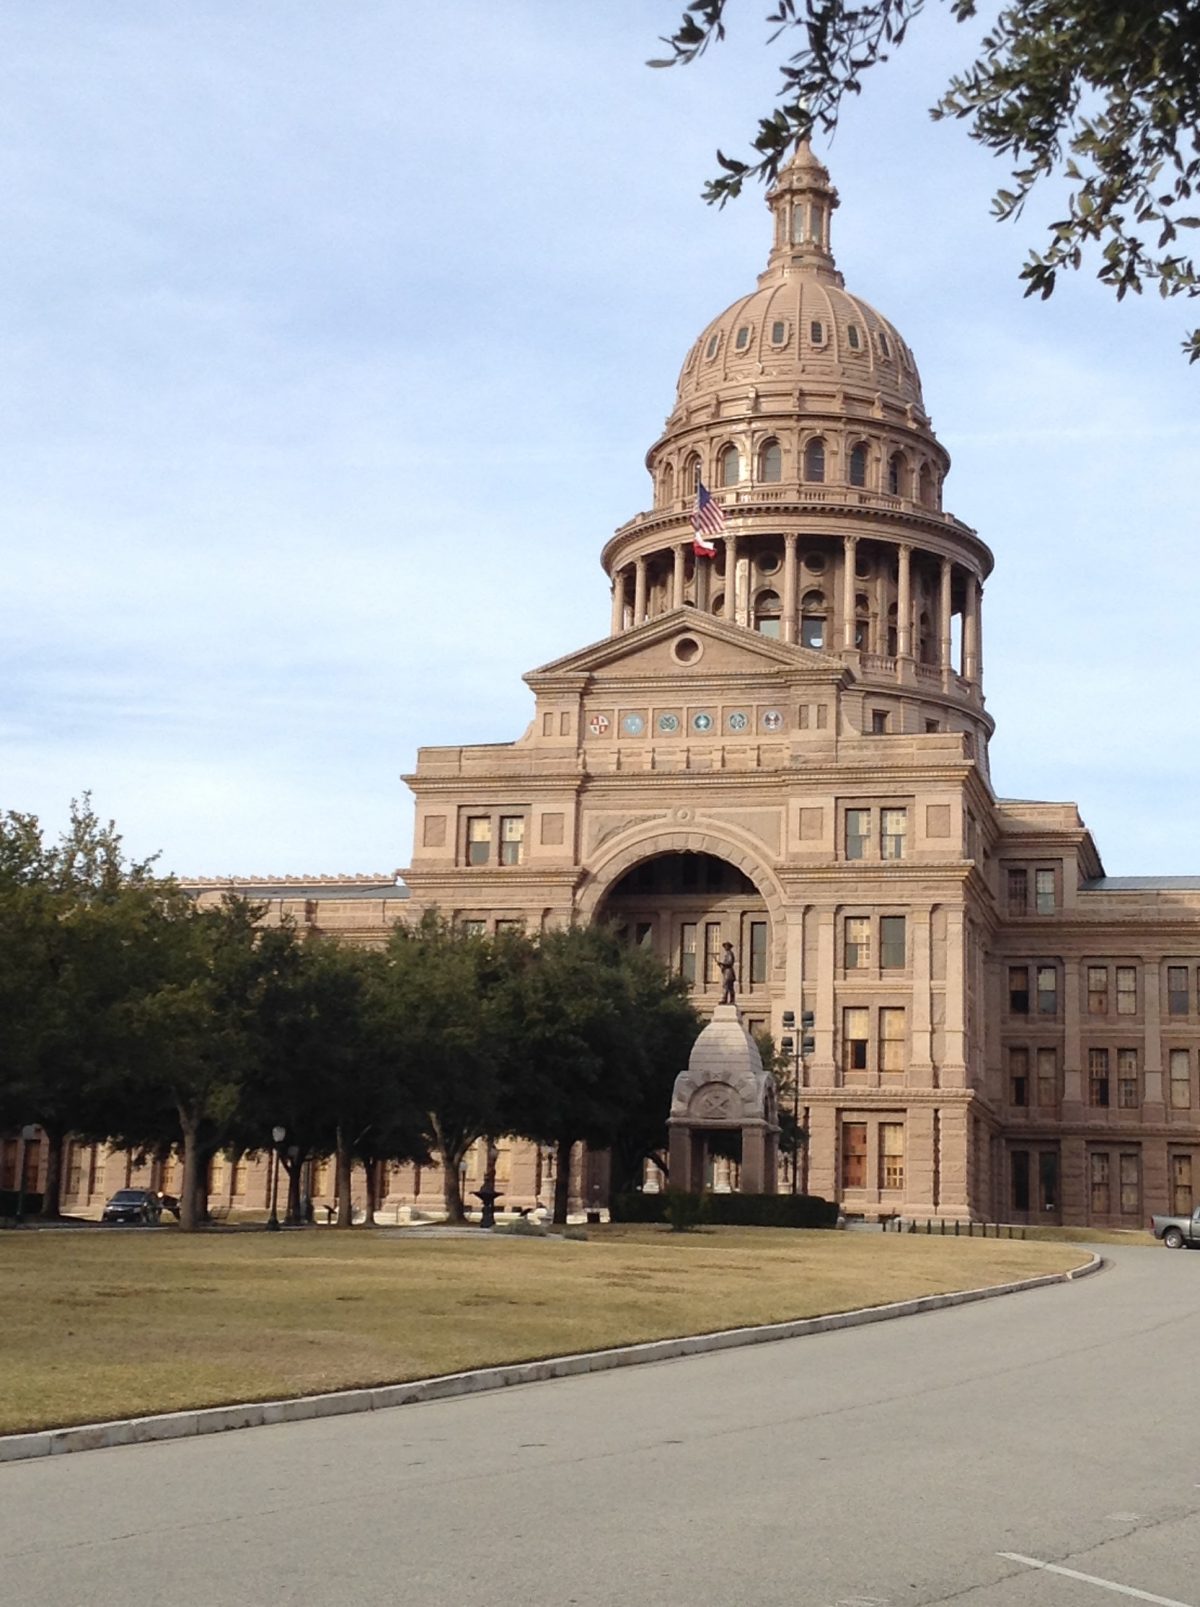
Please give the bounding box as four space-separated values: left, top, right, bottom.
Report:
505 927 700 1223
0 798 167 1218
650 1 1200 358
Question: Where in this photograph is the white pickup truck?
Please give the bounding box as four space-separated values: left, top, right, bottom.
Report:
1150 1207 1200 1249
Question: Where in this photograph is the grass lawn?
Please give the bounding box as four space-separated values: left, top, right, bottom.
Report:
0 1225 1092 1436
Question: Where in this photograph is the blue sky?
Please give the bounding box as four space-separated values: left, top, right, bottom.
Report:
2 3 1196 876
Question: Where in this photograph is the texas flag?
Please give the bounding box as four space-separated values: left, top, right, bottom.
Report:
691 481 725 557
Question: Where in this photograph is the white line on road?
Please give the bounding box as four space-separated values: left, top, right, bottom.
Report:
997 1553 1196 1606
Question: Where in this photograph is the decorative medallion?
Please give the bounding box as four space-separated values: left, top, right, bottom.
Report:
761 709 784 732
728 711 749 733
588 714 611 736
621 713 645 736
657 712 680 734
692 712 713 732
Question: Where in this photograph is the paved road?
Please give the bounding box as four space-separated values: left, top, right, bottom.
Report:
2 1245 1198 1607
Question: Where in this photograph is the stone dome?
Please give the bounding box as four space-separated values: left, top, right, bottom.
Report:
671 143 927 424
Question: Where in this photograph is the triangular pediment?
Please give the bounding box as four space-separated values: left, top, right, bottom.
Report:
525 608 850 692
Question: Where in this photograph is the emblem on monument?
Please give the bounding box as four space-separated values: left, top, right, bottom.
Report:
588 714 610 736
761 709 784 732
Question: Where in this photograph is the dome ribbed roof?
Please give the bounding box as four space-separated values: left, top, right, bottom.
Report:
672 144 926 419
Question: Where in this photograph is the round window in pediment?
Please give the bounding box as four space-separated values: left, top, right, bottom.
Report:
673 635 703 665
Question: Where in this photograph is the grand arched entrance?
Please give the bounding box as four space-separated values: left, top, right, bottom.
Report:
595 850 776 1031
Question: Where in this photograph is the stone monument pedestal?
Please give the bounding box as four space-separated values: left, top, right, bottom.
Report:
668 1004 779 1194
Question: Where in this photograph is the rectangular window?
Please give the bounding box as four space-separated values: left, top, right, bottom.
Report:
879 1123 904 1190
66 1142 82 1196
871 710 889 734
1039 1151 1059 1212
880 808 907 861
499 815 525 865
1170 1048 1191 1109
466 816 491 865
494 919 524 935
1009 1046 1029 1107
1117 1048 1139 1109
679 923 697 985
1036 965 1058 1016
1035 868 1056 914
460 919 485 937
1009 966 1030 1015
704 922 723 986
844 916 871 970
845 808 869 861
879 1008 905 1078
1087 965 1108 1015
1011 1150 1030 1212
841 1122 867 1189
1088 1048 1110 1108
1167 965 1189 1016
1007 869 1028 915
749 921 768 984
1036 1047 1058 1108
1115 965 1137 1016
880 915 906 970
843 1007 869 1073
1090 1152 1110 1217
1170 1152 1193 1215
1119 1152 1140 1217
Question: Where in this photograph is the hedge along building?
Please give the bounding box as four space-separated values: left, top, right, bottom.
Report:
400 142 1200 1226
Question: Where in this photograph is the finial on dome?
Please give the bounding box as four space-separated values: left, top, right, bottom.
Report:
762 137 842 287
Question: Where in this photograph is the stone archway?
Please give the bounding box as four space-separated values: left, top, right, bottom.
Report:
577 825 787 930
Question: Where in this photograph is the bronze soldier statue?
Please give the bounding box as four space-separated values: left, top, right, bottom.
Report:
719 941 737 1005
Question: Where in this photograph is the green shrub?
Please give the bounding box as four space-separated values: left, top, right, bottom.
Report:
610 1190 836 1229
664 1188 709 1232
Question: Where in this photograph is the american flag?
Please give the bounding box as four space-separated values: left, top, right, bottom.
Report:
691 481 725 557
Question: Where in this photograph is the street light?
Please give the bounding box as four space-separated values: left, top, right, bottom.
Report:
267 1125 286 1231
780 1011 815 1194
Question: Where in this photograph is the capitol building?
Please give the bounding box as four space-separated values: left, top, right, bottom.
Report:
26 143 1200 1228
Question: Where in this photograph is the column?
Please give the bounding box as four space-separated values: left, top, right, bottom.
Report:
896 541 912 663
723 533 737 621
939 557 953 689
610 569 625 635
672 544 687 610
963 573 979 682
633 556 647 626
782 534 798 643
841 534 857 651
974 579 984 686
910 907 933 1078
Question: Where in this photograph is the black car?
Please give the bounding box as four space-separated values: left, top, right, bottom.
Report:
101 1188 162 1225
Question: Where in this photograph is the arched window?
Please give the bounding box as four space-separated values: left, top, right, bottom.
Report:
918 463 933 507
660 462 675 507
683 453 701 494
849 443 868 488
719 444 741 487
800 589 826 650
888 453 907 497
804 437 826 483
887 602 898 658
754 590 782 638
758 439 782 483
855 592 871 651
919 609 935 664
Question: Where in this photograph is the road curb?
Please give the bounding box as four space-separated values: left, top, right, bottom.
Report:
0 1252 1102 1465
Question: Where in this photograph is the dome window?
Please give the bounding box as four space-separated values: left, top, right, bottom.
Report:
855 593 871 650
705 333 721 360
804 437 826 483
918 463 934 507
770 320 787 346
754 590 782 638
683 453 701 493
758 439 782 483
757 550 782 575
734 325 751 351
855 553 872 579
719 444 741 487
888 453 907 497
660 462 675 507
803 552 826 574
847 324 861 351
800 590 826 650
849 443 868 488
810 320 825 345
877 331 892 359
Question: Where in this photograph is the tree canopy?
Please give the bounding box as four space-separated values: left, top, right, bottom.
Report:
650 1 1200 359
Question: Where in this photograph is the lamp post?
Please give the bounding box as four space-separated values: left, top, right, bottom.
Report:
267 1125 286 1231
780 1011 814 1194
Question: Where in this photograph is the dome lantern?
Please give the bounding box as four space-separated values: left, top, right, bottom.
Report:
763 139 843 287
